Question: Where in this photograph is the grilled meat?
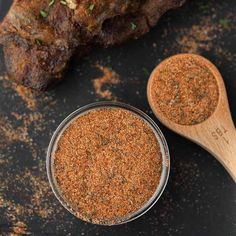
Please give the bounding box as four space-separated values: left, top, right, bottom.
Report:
0 0 185 90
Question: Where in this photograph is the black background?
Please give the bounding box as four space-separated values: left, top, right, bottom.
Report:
0 0 235 235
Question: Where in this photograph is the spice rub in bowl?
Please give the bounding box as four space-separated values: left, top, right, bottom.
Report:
49 105 165 225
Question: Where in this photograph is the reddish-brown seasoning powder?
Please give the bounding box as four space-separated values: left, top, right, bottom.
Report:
53 108 162 225
93 65 120 100
149 54 219 125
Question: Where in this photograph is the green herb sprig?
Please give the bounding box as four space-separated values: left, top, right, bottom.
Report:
40 10 48 18
89 4 95 11
131 22 137 30
60 0 67 6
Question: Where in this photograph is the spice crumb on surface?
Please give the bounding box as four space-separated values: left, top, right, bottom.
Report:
13 85 37 110
0 75 57 111
53 107 162 225
10 221 30 235
93 65 120 100
0 74 63 233
177 17 216 54
149 54 219 125
174 12 236 62
0 75 37 110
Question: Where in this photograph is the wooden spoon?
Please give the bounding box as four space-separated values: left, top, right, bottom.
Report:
147 54 236 182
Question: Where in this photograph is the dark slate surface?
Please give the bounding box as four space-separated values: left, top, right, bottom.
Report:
0 0 235 235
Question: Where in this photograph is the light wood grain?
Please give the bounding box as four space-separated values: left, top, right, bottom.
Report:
147 54 236 182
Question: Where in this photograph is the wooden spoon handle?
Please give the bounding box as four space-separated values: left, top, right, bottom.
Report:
211 129 236 182
196 120 236 182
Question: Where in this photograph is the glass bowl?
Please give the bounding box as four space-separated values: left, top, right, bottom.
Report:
46 101 170 225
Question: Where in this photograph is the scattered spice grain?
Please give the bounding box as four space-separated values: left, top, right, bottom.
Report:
11 221 30 235
93 65 120 99
177 17 216 54
148 54 219 125
53 107 162 225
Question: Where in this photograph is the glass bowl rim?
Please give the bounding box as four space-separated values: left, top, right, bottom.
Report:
46 101 170 226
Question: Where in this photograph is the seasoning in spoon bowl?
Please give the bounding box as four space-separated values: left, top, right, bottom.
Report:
147 54 219 125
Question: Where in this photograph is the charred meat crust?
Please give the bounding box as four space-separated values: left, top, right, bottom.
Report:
0 0 185 90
